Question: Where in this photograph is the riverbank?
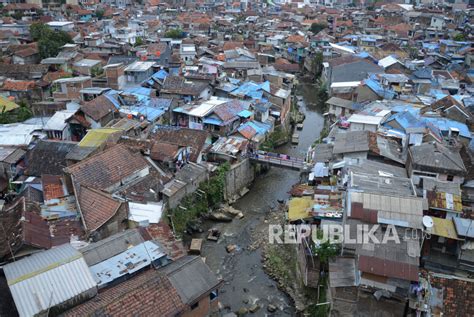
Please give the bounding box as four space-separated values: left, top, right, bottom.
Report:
188 80 325 316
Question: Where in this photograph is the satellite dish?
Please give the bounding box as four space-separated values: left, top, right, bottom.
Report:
423 216 434 229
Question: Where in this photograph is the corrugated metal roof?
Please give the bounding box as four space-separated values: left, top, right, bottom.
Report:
350 192 424 229
431 217 461 240
89 240 166 288
454 218 474 238
3 244 97 317
0 123 45 146
78 128 122 148
162 256 220 304
43 109 76 131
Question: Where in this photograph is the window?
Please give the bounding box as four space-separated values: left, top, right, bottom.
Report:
190 302 199 310
413 171 437 178
210 290 218 301
447 175 454 182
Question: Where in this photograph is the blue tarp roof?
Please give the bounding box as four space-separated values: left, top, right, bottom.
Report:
230 81 270 100
365 78 396 100
384 111 424 131
124 87 153 98
203 117 223 125
429 89 448 101
238 109 253 118
152 69 169 80
423 117 471 139
130 106 165 122
391 105 420 116
104 93 121 109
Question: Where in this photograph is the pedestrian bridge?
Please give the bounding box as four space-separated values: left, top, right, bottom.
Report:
248 152 309 171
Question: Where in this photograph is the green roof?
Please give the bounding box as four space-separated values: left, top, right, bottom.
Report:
78 128 122 148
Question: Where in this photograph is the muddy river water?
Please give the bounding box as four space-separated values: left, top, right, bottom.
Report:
198 82 324 315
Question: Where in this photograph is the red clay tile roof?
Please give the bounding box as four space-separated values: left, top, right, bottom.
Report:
2 79 35 91
80 94 118 122
78 186 122 231
144 221 186 261
42 71 72 84
65 144 150 192
150 142 180 162
3 3 40 10
0 197 25 258
428 271 474 317
22 210 84 249
222 41 244 51
152 127 208 163
42 175 66 201
13 47 38 58
63 268 187 317
65 145 149 191
286 34 306 43
274 63 300 73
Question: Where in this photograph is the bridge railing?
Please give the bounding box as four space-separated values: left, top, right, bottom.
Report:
247 151 307 169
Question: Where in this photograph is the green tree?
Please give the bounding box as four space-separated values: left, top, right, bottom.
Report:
312 229 339 267
95 8 105 20
11 11 23 20
315 79 328 109
312 51 324 79
134 36 144 47
453 33 466 41
0 100 32 124
164 28 184 39
90 65 103 77
30 23 72 58
310 23 327 35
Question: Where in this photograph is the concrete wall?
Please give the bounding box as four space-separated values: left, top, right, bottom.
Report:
224 158 255 201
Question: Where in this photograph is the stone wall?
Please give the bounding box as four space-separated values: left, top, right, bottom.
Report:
224 158 255 202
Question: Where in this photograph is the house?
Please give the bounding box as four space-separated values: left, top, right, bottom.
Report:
47 21 75 32
43 109 77 140
332 130 370 163
64 144 151 194
104 62 127 90
345 191 425 295
263 84 292 126
1 79 42 101
346 113 386 132
0 147 26 182
326 97 359 122
0 64 48 80
78 94 119 128
24 140 77 176
12 46 40 65
72 59 102 76
329 257 359 307
407 142 467 185
422 216 464 273
160 76 211 105
52 76 92 101
324 57 383 96
3 244 97 317
161 163 208 208
83 232 168 288
77 185 129 240
124 61 156 85
0 123 45 147
63 256 221 317
180 44 197 64
152 126 209 164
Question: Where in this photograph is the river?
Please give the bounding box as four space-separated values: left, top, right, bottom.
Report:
198 81 324 315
